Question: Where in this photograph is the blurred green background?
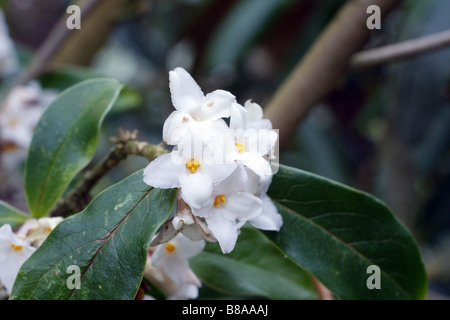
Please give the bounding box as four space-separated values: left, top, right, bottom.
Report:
0 0 449 299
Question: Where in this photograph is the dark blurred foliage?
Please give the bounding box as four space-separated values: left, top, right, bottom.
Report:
1 0 449 298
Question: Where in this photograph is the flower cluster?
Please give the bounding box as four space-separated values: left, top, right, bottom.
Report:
0 218 62 296
144 233 204 300
143 67 282 254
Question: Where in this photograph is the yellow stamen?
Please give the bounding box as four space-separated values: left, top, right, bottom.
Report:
164 243 176 253
186 159 200 173
11 244 23 251
214 194 226 207
235 143 245 153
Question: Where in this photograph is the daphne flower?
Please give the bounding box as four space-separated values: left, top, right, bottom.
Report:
0 83 57 150
194 166 262 253
0 224 36 294
229 102 278 176
163 67 236 146
143 146 235 209
145 233 204 300
230 100 272 130
245 169 283 231
16 217 63 248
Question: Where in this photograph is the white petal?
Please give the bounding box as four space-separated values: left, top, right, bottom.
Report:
245 129 278 156
169 67 204 113
0 225 36 294
245 168 272 194
162 111 195 145
201 162 237 187
205 212 238 254
244 100 263 122
168 283 199 300
173 234 205 259
179 172 213 209
212 165 247 195
239 152 273 176
223 192 262 221
249 194 283 231
143 153 183 189
192 90 235 120
230 102 247 130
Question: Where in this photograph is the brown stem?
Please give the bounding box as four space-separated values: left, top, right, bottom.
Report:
352 29 450 69
50 129 167 217
312 277 334 300
264 0 403 148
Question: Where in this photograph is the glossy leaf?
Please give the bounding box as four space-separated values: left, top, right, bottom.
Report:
24 78 123 217
11 170 177 300
265 165 428 299
0 200 29 228
190 226 317 300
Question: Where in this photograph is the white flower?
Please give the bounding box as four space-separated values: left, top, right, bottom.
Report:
229 101 278 176
16 217 63 248
230 100 272 130
163 67 236 146
194 166 262 253
0 82 58 150
145 233 204 300
0 224 36 294
245 169 283 231
143 146 236 209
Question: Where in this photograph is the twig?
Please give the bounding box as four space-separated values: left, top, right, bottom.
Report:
312 277 334 300
264 0 403 148
50 129 167 217
15 0 102 85
352 29 450 69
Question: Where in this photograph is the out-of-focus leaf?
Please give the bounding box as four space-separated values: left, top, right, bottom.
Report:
39 66 142 114
25 78 123 217
0 200 28 228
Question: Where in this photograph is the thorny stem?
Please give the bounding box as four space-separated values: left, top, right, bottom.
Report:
50 128 167 217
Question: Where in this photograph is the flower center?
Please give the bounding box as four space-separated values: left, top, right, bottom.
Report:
214 194 226 207
186 159 200 173
11 244 23 251
235 143 245 153
164 243 176 253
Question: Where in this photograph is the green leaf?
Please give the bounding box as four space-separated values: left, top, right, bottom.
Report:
39 66 143 115
10 170 177 300
190 226 317 300
24 78 123 217
265 165 428 299
0 201 29 228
